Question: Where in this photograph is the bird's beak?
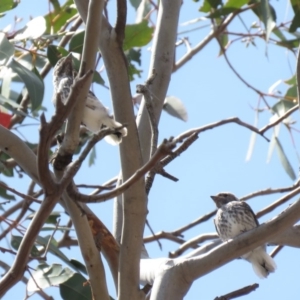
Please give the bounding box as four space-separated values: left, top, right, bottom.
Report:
210 195 217 202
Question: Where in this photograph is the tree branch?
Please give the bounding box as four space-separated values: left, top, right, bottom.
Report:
67 139 176 203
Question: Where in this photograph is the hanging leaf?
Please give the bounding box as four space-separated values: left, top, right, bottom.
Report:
289 0 300 32
260 0 276 42
59 273 92 300
27 264 74 292
163 96 188 122
69 30 84 54
272 99 297 117
27 211 61 225
11 235 40 257
35 235 86 274
7 59 44 111
0 33 14 65
88 146 96 166
129 0 142 9
245 110 259 161
274 137 296 180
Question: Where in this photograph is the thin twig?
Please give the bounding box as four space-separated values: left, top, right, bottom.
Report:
0 182 41 204
169 233 218 258
259 104 299 134
214 283 259 300
256 186 300 218
68 139 176 202
269 245 284 258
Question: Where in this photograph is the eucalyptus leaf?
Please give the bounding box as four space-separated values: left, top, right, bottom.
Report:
7 59 44 111
275 137 296 180
27 264 74 292
163 96 188 122
0 32 14 65
88 146 96 166
60 273 92 300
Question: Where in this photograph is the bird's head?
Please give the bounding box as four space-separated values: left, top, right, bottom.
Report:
210 192 239 208
53 53 73 78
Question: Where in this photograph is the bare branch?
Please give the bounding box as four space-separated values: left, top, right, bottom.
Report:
259 104 299 134
169 233 218 258
144 231 187 245
240 182 300 201
0 182 41 204
214 283 259 300
174 117 269 143
256 186 300 218
173 4 259 72
68 139 176 203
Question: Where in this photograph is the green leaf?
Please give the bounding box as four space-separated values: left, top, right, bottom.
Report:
126 48 141 65
272 100 297 117
11 235 40 257
0 33 14 65
123 21 154 51
218 33 229 55
260 0 276 42
27 211 61 225
275 137 296 180
223 0 248 9
35 235 86 274
44 1 77 34
88 146 96 166
27 264 75 292
125 49 142 81
50 0 61 12
69 30 84 54
290 0 300 32
69 259 87 274
0 0 18 13
47 45 69 66
7 59 44 111
199 0 222 12
129 0 142 9
60 273 92 300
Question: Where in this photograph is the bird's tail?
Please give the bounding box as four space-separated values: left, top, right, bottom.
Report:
104 119 128 145
251 248 276 278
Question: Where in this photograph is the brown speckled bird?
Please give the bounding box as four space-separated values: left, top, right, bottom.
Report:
211 192 276 278
52 53 127 145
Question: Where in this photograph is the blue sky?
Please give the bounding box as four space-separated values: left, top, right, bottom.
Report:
1 0 300 299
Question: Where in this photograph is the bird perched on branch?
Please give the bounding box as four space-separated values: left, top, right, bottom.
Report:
211 192 276 278
52 53 127 145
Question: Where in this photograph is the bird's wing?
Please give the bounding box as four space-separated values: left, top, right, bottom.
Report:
214 217 221 237
240 201 259 227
